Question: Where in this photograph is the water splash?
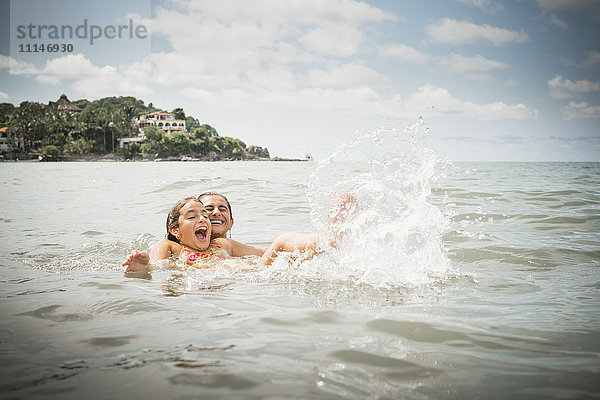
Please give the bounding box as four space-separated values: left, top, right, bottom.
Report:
270 120 454 288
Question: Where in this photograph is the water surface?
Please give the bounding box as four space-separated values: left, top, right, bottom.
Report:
0 145 599 399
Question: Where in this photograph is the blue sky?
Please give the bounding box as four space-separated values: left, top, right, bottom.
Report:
1 0 599 161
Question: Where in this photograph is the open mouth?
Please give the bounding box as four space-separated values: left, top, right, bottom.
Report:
195 226 208 241
210 219 223 226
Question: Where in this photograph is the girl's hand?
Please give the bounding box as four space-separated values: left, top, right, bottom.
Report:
123 250 151 273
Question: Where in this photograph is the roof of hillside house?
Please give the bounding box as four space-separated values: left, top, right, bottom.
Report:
46 94 82 111
139 111 176 117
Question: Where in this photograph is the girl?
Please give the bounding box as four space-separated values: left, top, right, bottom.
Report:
123 196 261 273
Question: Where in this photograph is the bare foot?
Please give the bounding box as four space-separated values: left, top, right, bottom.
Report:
327 193 357 247
259 232 320 266
123 250 151 273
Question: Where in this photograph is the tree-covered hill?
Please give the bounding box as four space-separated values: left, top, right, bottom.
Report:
0 95 270 161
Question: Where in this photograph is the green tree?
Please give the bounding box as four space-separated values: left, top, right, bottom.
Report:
73 99 91 111
44 107 84 153
201 124 219 137
0 103 15 124
39 144 60 157
140 125 164 158
120 142 141 159
209 136 245 159
77 107 109 153
8 101 46 151
185 116 201 131
172 107 186 120
167 132 191 157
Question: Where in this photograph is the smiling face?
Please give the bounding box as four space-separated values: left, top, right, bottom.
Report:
169 200 212 251
199 194 233 238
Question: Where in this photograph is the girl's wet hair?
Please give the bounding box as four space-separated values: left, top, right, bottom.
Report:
197 192 232 218
166 196 203 243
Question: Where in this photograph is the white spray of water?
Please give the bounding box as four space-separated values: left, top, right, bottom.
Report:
263 120 454 289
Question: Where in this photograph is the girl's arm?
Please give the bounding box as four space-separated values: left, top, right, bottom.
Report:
215 238 265 257
123 239 179 273
148 239 177 262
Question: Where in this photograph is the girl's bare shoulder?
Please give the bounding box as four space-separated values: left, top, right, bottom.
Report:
156 239 182 255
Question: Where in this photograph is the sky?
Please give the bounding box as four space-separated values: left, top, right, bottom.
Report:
1 0 599 161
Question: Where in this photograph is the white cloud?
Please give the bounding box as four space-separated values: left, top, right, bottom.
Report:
398 84 536 120
0 91 9 100
150 51 241 87
179 79 536 122
180 87 256 108
247 66 298 90
379 43 431 64
308 63 385 87
36 54 113 84
291 86 380 112
71 63 153 98
179 87 214 102
0 55 11 70
562 101 600 120
548 75 600 99
536 0 600 10
153 0 395 59
426 18 529 45
182 83 383 114
582 51 600 69
438 53 509 73
300 25 363 57
148 1 396 91
549 14 568 29
172 0 397 24
0 55 37 75
33 54 153 98
457 0 505 13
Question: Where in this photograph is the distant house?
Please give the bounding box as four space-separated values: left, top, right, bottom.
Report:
136 111 186 134
118 111 187 149
117 136 145 149
0 127 24 151
45 94 82 112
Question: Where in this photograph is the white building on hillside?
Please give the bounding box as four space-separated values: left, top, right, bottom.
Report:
118 111 187 149
136 111 186 134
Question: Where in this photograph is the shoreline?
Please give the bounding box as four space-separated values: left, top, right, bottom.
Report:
0 154 310 163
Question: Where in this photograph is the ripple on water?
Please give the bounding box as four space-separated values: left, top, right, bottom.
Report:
108 343 234 371
86 298 169 315
0 361 88 394
330 349 433 371
79 335 138 348
168 373 258 390
16 304 93 322
80 230 106 236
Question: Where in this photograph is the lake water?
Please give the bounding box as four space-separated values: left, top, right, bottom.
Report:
1 127 599 399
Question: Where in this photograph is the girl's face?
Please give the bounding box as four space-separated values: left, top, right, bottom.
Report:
170 201 212 251
200 195 233 238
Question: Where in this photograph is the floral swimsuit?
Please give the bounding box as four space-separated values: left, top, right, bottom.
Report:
178 241 230 268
